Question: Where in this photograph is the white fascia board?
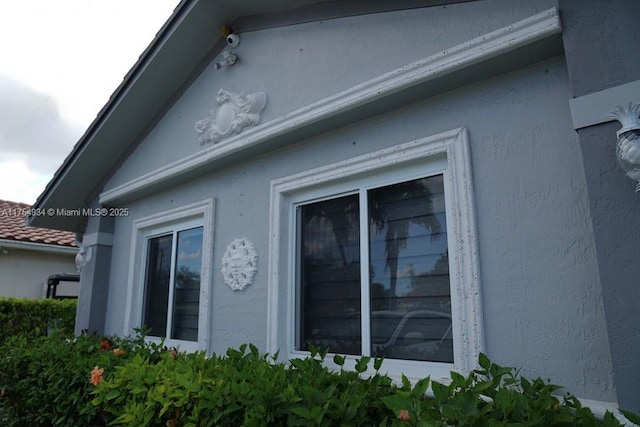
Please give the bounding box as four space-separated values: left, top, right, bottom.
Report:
569 79 640 130
0 239 77 256
100 7 561 205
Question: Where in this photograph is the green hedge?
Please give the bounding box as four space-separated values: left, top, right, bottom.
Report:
1 331 638 427
0 297 76 340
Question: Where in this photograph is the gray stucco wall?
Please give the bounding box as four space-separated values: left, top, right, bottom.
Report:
558 0 640 412
75 206 114 334
97 1 615 404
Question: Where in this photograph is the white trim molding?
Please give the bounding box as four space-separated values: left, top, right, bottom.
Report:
123 198 215 353
267 128 483 381
100 7 561 205
569 79 640 130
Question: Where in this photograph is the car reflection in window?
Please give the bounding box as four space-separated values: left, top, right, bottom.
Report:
305 309 453 363
371 310 453 363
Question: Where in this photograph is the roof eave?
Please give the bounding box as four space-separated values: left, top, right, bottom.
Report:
28 0 201 232
0 239 77 256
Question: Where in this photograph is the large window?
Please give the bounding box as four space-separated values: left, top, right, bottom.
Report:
296 175 452 363
125 199 214 352
269 129 483 379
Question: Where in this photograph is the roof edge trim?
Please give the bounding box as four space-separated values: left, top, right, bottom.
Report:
0 239 78 255
28 0 194 222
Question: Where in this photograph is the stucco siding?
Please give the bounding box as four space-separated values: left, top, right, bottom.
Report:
559 0 640 411
101 50 615 402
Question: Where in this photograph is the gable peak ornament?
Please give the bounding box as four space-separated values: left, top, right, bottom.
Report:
195 89 266 145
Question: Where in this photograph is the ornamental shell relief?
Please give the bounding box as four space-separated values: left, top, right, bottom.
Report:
194 89 267 145
221 238 258 291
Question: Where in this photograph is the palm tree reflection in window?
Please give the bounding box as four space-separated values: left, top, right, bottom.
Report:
368 178 442 310
298 195 361 354
299 175 452 362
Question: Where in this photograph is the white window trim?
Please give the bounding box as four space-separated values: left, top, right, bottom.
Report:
123 198 214 353
267 128 483 381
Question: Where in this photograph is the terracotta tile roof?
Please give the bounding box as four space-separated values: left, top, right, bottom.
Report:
0 199 76 247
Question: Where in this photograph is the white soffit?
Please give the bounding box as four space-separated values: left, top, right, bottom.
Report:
100 7 561 205
569 79 640 130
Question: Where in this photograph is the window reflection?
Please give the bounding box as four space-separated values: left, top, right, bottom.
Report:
142 226 203 342
368 176 452 362
143 234 172 338
172 227 203 341
298 194 361 355
296 175 452 362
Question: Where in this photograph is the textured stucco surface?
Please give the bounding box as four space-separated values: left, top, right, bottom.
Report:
576 123 640 410
559 0 640 98
95 1 615 404
558 0 640 411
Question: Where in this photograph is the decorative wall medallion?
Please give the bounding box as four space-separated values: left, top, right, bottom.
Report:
221 238 258 291
195 89 267 145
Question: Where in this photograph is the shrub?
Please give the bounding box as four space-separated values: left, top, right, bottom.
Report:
91 345 394 426
0 297 76 340
92 346 635 427
0 330 165 426
1 333 637 426
380 353 630 426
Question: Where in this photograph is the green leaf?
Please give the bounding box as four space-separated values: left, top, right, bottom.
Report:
333 354 345 367
456 391 478 417
473 381 494 393
431 381 449 401
355 356 370 373
412 377 430 398
620 408 640 425
450 371 466 387
400 374 411 391
105 389 121 401
603 411 622 427
290 406 312 419
373 357 383 371
380 394 412 413
478 352 490 370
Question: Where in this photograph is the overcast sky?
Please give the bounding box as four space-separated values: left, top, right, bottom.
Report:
0 1 178 204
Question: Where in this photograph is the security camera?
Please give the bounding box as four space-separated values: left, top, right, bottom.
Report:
226 33 240 47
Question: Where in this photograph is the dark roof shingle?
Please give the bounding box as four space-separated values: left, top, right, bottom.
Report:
0 199 76 247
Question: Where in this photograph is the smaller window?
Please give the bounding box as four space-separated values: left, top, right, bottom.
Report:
143 225 204 342
126 199 214 352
